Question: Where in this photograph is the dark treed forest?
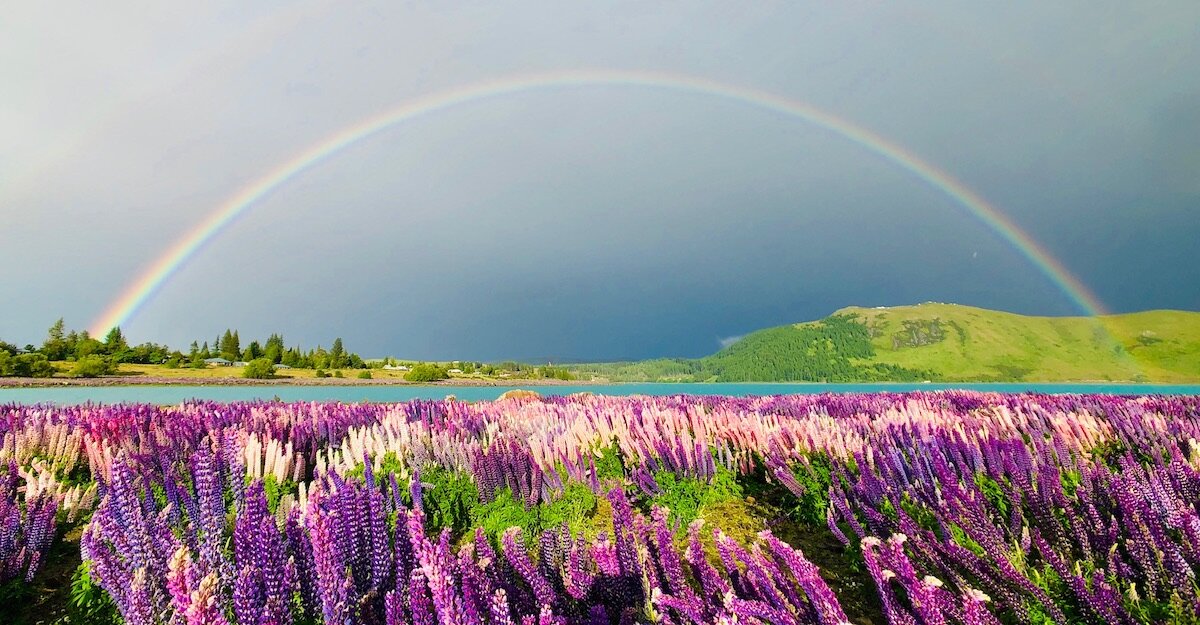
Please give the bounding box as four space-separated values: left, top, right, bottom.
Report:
566 315 930 382
699 315 929 382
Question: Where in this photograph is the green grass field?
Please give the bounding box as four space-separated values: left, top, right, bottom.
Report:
839 303 1200 382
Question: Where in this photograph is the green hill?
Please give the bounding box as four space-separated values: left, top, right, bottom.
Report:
833 303 1200 383
568 304 1200 383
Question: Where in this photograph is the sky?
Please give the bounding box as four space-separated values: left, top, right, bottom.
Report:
2 2 1198 361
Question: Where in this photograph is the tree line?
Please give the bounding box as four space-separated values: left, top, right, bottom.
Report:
0 319 367 378
564 315 931 383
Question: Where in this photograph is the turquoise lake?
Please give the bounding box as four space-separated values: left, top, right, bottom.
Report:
1 382 1198 405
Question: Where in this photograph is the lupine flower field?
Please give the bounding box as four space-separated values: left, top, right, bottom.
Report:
2 392 1200 624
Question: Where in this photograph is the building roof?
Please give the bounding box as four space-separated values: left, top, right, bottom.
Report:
203 357 232 364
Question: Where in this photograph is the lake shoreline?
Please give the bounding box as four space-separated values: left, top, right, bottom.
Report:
0 375 600 388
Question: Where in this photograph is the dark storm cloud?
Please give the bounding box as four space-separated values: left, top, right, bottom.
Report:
2 1 1197 360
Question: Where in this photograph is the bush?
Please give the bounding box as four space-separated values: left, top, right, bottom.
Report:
404 363 449 382
421 467 480 538
21 353 57 377
470 483 602 546
314 369 329 378
356 370 372 379
72 355 115 378
0 352 57 377
243 358 275 379
332 370 344 378
649 462 744 527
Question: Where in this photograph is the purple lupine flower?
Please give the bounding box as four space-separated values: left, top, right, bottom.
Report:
962 588 1001 625
490 588 516 625
565 536 595 600
590 533 620 577
410 569 438 625
21 494 58 582
606 488 640 578
761 531 850 625
307 487 351 625
684 521 730 603
232 564 266 625
501 527 557 610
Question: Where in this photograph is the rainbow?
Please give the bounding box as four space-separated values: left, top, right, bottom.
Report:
90 69 1109 336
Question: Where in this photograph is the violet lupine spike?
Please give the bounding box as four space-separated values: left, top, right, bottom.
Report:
761 531 850 625
285 508 319 617
962 588 1002 625
684 521 730 603
590 533 620 577
232 564 266 625
501 527 557 610
490 588 517 625
651 587 710 625
125 567 157 625
826 506 850 547
21 495 58 582
366 469 392 596
726 594 799 625
307 487 352 625
565 537 595 600
586 605 609 625
649 506 694 603
191 445 232 588
409 568 438 625
716 532 791 610
459 549 494 625
859 537 919 625
416 528 475 625
606 488 641 577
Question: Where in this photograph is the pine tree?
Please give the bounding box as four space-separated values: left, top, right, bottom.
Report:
330 338 346 369
42 318 70 361
104 326 128 354
265 334 285 364
219 329 239 361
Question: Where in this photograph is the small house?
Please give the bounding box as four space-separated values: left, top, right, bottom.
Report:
272 364 292 370
204 357 232 366
447 368 463 374
233 361 249 367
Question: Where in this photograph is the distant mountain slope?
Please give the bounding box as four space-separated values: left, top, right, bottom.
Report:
568 304 1200 382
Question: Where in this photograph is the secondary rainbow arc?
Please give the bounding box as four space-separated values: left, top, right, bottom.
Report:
90 69 1109 336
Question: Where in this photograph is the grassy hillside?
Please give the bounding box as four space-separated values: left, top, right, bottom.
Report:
839 303 1200 382
568 304 1200 383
